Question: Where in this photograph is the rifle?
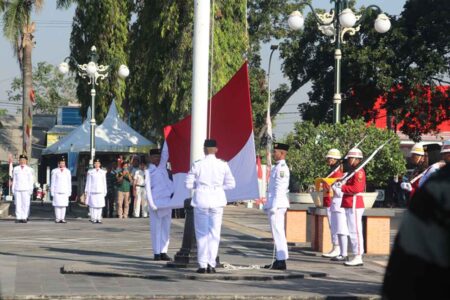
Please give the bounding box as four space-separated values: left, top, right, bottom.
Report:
338 136 394 184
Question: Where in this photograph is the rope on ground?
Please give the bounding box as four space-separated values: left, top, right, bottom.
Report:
222 262 261 270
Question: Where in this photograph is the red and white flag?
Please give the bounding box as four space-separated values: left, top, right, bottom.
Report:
163 62 260 209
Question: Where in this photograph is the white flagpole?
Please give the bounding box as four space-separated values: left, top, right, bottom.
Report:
190 0 211 165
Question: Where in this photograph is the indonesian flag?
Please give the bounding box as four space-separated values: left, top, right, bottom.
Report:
163 62 260 209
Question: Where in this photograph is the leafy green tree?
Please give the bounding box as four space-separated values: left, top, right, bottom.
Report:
7 61 77 114
2 0 44 155
285 118 406 192
127 1 249 142
57 0 132 122
279 0 450 141
382 0 450 141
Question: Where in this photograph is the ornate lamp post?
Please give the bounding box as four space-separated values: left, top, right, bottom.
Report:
288 0 391 124
58 46 129 168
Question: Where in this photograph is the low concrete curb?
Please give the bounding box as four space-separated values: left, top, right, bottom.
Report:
62 263 326 281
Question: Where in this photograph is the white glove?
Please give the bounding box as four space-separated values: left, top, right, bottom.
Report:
332 185 343 198
400 182 412 192
334 181 342 189
150 204 158 211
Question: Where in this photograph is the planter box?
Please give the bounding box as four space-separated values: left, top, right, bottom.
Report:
288 192 314 204
362 192 378 208
308 207 395 254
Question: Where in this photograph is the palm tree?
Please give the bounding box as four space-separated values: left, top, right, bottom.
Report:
2 0 44 156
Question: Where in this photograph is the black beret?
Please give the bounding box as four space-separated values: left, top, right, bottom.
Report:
94 158 101 163
204 139 217 147
150 149 161 155
58 156 66 162
19 154 28 160
274 143 289 151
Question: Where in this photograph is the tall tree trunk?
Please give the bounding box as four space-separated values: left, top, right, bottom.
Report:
22 28 34 156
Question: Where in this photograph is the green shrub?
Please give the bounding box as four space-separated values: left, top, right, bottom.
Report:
283 118 406 192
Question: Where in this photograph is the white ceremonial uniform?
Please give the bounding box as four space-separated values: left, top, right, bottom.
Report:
265 159 290 261
134 169 148 217
51 167 72 221
185 154 236 268
12 165 34 221
330 185 349 257
85 168 107 222
145 145 174 255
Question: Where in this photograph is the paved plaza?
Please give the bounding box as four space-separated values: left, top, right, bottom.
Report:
0 202 401 299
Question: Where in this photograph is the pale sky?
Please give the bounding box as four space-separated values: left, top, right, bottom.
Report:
0 0 406 137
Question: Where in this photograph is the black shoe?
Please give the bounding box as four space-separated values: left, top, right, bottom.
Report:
272 260 287 270
264 260 286 270
23 219 28 223
331 255 348 262
196 268 206 274
60 220 67 224
154 254 161 261
96 220 102 224
207 265 216 273
160 253 172 261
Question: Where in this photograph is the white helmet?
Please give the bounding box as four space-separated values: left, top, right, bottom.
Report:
410 143 425 156
326 148 342 159
441 139 450 154
347 148 363 159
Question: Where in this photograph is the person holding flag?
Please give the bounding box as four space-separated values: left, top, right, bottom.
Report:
263 142 290 270
333 148 366 267
12 154 34 223
321 149 344 259
50 156 72 223
185 139 236 274
145 146 174 261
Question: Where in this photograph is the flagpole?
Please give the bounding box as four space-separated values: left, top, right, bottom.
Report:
190 0 211 164
169 0 211 268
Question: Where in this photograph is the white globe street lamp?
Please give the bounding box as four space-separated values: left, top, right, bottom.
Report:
339 8 357 28
59 45 129 168
374 13 391 33
288 1 390 124
118 64 130 79
288 11 305 31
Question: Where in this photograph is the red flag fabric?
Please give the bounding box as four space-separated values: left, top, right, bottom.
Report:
164 62 253 172
163 62 259 208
